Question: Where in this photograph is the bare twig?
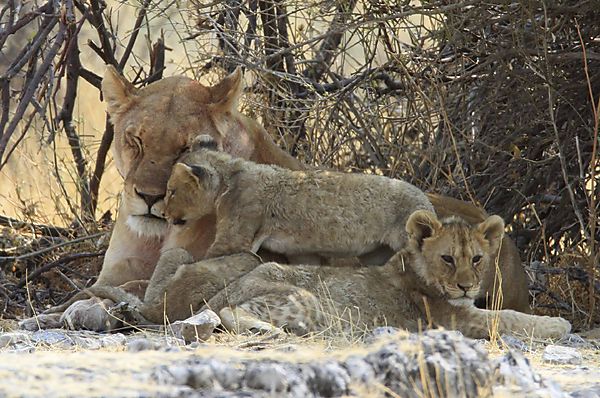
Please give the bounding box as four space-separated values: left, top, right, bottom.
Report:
0 215 71 237
16 251 105 288
0 232 105 264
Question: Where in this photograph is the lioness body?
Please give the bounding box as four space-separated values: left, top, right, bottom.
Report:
165 142 434 263
203 211 569 339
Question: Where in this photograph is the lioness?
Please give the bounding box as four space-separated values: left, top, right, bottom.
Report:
163 136 434 264
202 210 569 339
19 66 303 330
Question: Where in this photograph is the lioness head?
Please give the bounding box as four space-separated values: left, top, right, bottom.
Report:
102 66 249 237
406 210 505 305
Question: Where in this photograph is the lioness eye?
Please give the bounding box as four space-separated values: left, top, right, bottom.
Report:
472 255 482 264
441 255 455 265
126 133 142 154
173 218 186 226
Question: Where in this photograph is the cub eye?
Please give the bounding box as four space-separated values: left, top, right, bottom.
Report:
167 189 176 198
472 255 482 265
441 255 455 265
173 218 186 226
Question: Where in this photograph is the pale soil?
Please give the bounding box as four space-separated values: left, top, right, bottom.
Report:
0 322 598 398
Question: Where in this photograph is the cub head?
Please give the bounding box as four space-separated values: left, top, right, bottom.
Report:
405 210 505 305
163 162 221 226
102 66 252 237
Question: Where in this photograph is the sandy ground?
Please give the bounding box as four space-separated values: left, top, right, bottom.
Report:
0 323 599 398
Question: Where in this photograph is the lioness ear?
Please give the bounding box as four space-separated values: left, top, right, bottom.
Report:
209 67 243 112
477 215 505 250
102 65 137 116
190 134 220 152
406 210 442 247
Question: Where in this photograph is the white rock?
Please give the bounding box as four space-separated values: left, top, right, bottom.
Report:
169 309 221 343
542 345 583 365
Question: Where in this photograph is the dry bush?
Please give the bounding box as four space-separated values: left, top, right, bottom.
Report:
187 0 599 326
0 0 597 327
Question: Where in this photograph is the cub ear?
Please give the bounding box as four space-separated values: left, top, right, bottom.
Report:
189 165 210 181
406 210 442 247
477 215 505 250
102 65 137 116
209 67 243 112
190 134 220 152
173 163 209 182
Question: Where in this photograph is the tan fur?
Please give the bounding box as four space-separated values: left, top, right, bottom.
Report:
427 193 530 313
164 137 435 264
203 211 570 339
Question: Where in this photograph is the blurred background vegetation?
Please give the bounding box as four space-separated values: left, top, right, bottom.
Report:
0 0 598 329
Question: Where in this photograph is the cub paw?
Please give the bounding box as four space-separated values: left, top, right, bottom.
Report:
18 313 63 331
248 321 284 336
60 297 120 331
159 248 194 265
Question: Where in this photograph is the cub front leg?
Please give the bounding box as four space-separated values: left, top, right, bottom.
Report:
144 248 195 306
433 303 571 339
205 217 259 258
482 308 571 339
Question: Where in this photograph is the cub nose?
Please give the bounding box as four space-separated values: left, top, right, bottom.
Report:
135 188 164 207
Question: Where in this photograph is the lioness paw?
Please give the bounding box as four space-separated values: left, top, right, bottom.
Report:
60 298 120 332
18 313 63 331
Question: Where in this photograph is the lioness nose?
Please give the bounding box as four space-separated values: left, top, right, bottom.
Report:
135 189 164 207
457 283 473 291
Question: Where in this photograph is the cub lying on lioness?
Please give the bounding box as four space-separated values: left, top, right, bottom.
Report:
203 210 571 339
164 136 434 264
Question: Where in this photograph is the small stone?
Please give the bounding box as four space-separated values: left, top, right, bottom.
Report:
0 332 30 348
311 361 350 397
500 334 530 351
99 333 127 348
244 363 289 393
187 364 219 389
210 360 243 390
558 333 591 348
571 385 600 398
31 330 73 347
542 345 583 365
364 326 400 344
169 309 221 343
126 338 160 352
344 356 374 384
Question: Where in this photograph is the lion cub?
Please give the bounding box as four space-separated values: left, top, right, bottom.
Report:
203 210 571 340
164 135 434 264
